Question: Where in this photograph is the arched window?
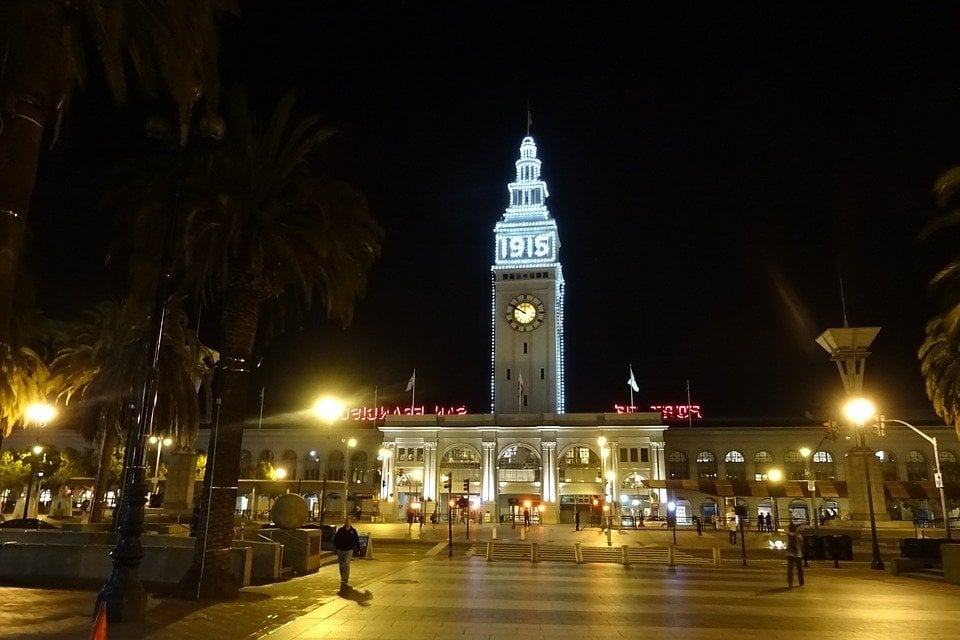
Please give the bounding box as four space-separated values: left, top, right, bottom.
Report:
724 451 745 480
667 451 689 480
281 450 297 480
812 451 835 479
784 450 806 480
559 445 600 482
498 445 541 482
350 450 368 484
440 445 481 487
939 450 957 464
327 451 344 482
876 450 898 480
754 450 774 463
696 451 717 479
906 450 928 481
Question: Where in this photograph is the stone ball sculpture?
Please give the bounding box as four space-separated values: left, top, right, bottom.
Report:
271 493 309 529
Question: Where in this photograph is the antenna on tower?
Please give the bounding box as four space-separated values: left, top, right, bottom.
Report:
839 277 849 328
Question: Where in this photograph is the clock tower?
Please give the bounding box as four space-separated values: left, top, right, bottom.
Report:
491 136 565 414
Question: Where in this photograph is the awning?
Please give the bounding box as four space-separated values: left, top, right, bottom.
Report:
642 478 960 501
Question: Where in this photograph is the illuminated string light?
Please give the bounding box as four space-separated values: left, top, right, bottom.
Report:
491 136 565 412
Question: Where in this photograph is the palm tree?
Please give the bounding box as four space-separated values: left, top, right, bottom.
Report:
919 167 960 440
50 299 213 522
164 91 383 600
0 0 237 344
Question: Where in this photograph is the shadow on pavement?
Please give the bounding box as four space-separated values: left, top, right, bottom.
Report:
338 585 373 607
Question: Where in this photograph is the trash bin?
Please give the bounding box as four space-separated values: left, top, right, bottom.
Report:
828 534 853 561
804 534 826 560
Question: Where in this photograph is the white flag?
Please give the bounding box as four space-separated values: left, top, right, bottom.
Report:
518 370 524 395
405 369 416 392
627 365 640 393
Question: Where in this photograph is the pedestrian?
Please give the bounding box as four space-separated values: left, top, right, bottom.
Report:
694 515 703 536
786 522 805 587
757 514 764 532
728 515 738 545
523 509 531 527
333 516 362 594
575 509 581 531
418 510 424 532
765 513 774 532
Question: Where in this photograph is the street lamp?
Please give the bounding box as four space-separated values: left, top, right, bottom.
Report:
843 397 884 570
667 500 677 545
343 437 357 519
799 447 818 529
768 468 783 531
312 395 344 526
148 435 173 495
21 443 44 521
878 417 951 541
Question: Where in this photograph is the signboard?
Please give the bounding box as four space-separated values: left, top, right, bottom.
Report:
357 533 371 558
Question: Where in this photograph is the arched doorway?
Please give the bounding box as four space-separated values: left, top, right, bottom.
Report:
439 444 481 522
557 444 602 524
497 444 541 524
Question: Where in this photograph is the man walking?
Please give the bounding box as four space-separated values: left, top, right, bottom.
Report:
786 522 805 587
334 517 362 593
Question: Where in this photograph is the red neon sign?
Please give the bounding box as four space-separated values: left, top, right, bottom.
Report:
342 405 469 421
614 404 703 420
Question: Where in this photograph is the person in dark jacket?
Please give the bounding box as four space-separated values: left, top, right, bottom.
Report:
333 517 362 592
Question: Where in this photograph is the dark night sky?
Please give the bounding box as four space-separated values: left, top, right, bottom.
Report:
26 2 960 421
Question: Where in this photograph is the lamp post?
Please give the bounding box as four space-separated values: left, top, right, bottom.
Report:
667 500 677 545
844 397 884 570
21 444 44 521
878 417 950 541
148 435 173 495
313 396 345 526
768 468 783 531
22 402 55 521
799 447 818 529
605 469 616 529
343 437 357 519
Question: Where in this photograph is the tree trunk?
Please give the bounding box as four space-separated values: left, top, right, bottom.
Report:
89 426 118 524
0 1 65 341
178 292 260 600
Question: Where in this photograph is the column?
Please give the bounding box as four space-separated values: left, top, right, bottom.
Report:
380 443 395 501
423 442 437 501
651 442 666 505
541 442 557 502
609 440 620 507
481 441 497 502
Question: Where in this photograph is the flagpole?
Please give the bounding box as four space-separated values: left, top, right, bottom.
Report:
686 379 693 428
374 385 378 417
411 369 416 413
258 387 265 429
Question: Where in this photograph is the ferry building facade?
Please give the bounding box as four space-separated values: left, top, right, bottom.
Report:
376 136 669 524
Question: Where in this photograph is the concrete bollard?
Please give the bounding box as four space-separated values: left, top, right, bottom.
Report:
712 547 721 567
574 542 583 564
621 544 630 566
492 526 498 540
606 526 612 547
668 544 676 567
486 541 494 562
532 542 539 563
520 527 526 541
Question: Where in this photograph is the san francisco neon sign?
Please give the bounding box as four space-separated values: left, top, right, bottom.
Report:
614 404 703 420
342 405 469 421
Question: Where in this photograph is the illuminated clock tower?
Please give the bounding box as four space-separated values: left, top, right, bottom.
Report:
491 136 565 414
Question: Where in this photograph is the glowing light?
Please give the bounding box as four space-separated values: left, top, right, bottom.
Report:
25 402 56 425
274 468 288 480
843 397 876 424
313 396 344 423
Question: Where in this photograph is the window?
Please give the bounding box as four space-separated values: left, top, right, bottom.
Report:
812 451 835 480
724 451 745 480
876 450 898 481
696 451 717 479
667 451 689 479
784 450 805 480
906 450 927 481
754 450 774 463
619 447 640 463
641 448 649 463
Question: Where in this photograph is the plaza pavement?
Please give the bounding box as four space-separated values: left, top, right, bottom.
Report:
0 522 950 640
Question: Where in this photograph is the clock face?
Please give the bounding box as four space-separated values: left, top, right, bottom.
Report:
506 295 544 332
